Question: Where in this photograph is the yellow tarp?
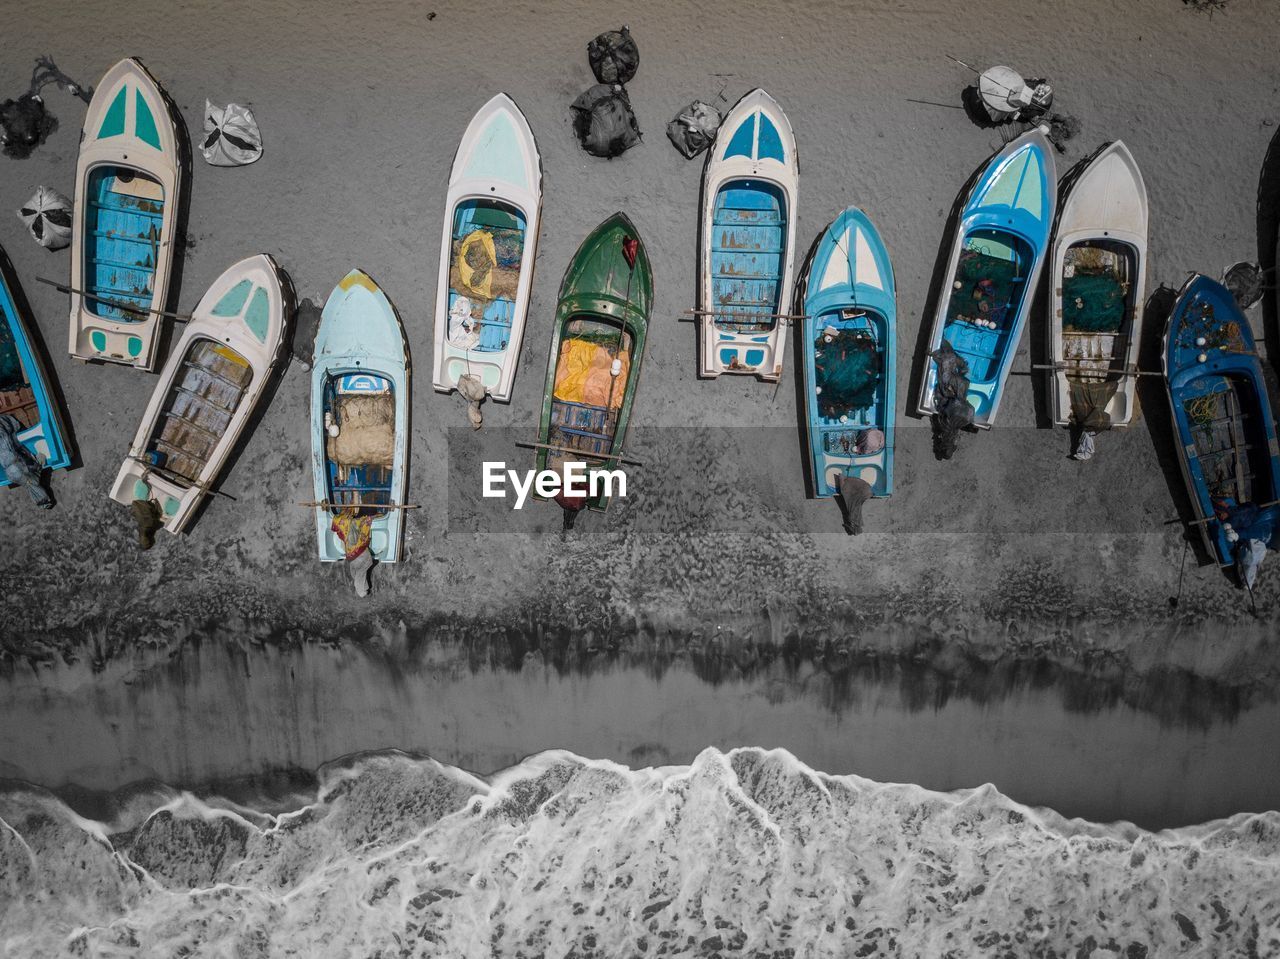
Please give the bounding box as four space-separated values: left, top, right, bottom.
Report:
553 339 630 410
457 229 496 299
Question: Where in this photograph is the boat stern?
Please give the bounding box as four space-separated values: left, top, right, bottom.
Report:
110 460 201 535
69 317 159 370
700 328 784 380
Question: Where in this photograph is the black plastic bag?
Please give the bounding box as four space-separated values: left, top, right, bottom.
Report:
588 26 639 85
571 84 641 159
666 100 721 159
930 339 974 460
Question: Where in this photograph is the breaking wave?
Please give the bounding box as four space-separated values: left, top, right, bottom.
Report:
2 748 1277 957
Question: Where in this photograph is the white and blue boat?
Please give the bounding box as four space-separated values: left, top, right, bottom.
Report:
799 208 896 501
109 256 291 534
1164 274 1279 574
698 88 798 381
69 58 187 371
311 271 410 564
1 244 72 488
917 125 1057 427
432 94 542 406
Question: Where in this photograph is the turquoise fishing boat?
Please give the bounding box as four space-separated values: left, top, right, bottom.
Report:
799 208 896 501
69 58 186 371
1164 274 1279 576
310 271 411 563
917 125 1057 427
1 244 72 487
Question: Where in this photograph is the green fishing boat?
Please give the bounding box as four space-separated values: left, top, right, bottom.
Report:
536 212 652 520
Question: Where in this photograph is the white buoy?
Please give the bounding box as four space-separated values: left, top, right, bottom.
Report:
610 358 622 377
1197 352 1208 363
1195 336 1207 347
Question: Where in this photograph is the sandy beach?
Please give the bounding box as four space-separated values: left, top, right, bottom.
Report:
1 0 1279 860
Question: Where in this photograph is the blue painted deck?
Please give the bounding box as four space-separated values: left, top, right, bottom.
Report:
711 180 786 333
802 208 897 499
83 166 165 322
1167 276 1280 566
0 250 71 485
447 199 526 353
941 229 1033 414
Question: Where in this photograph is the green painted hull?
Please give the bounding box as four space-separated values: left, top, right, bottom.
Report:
536 212 653 512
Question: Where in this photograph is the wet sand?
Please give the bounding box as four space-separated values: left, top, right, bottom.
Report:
1 0 1279 826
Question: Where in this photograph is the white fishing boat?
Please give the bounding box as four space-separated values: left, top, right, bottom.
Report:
698 88 798 381
432 94 542 405
311 270 410 564
69 57 187 371
109 255 291 533
1048 140 1149 431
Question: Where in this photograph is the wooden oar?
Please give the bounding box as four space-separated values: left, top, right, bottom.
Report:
1184 498 1280 527
1029 363 1164 377
299 501 420 510
129 456 236 500
518 440 643 467
680 309 808 323
37 276 191 323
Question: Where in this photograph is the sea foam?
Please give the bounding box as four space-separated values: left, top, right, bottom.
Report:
2 748 1277 957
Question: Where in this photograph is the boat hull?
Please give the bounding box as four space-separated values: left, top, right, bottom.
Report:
536 213 652 512
311 271 411 562
432 94 542 404
799 208 896 499
698 89 798 381
109 255 291 533
0 244 73 487
1049 140 1148 429
917 127 1057 428
69 58 187 371
1163 274 1280 567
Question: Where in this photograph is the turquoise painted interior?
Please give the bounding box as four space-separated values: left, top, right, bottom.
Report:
324 372 394 511
756 113 784 162
942 229 1032 388
723 113 756 158
212 280 252 317
447 199 526 353
83 166 166 322
245 288 271 343
810 309 889 494
710 179 786 332
460 111 528 188
97 87 127 139
134 89 162 149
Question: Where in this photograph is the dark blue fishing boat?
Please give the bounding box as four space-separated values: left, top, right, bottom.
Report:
1 244 72 489
1164 274 1279 577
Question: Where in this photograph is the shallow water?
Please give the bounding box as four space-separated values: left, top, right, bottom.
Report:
2 638 1277 829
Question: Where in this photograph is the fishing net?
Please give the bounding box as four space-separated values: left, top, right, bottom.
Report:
130 498 163 548
666 100 721 159
947 248 1017 325
1222 262 1264 310
587 26 639 85
1 57 91 160
0 413 51 508
930 339 974 460
814 329 880 419
835 474 873 535
1063 272 1125 332
571 84 641 159
1069 380 1115 433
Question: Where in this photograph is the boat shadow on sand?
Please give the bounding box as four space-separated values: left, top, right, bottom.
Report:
1257 123 1280 382
905 158 985 459
1135 284 1217 571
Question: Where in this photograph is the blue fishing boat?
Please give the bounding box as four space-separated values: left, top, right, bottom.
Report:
69 58 186 371
917 125 1057 427
698 88 798 381
799 208 896 503
310 271 411 564
1164 274 1279 576
1 244 72 488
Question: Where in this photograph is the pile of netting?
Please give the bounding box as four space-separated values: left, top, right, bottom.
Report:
814 329 879 419
947 248 1017 325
